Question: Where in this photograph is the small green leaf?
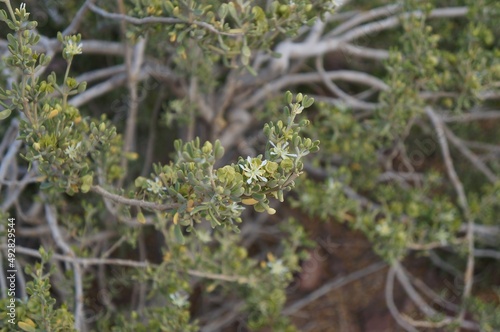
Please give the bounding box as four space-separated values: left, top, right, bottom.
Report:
0 9 8 21
254 202 266 213
7 33 18 48
214 140 224 160
26 21 37 30
241 54 249 66
218 4 228 19
0 108 12 120
173 224 185 244
137 212 146 224
80 174 93 193
227 3 240 24
18 321 36 332
134 176 148 188
77 81 87 93
303 96 314 108
40 182 53 190
242 45 251 57
245 65 257 76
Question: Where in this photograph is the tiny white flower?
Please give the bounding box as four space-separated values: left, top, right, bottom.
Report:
64 142 81 160
169 292 189 308
228 201 244 213
65 40 83 57
436 229 448 246
239 156 268 184
196 230 212 243
269 141 297 160
267 259 289 276
376 222 391 236
20 3 26 10
146 177 167 197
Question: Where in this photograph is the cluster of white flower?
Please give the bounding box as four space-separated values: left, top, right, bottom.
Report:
239 156 268 184
267 259 289 276
146 177 167 197
269 141 297 160
169 292 189 308
64 40 83 57
64 142 81 161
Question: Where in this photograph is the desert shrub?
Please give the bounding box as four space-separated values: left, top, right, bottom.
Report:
0 0 499 331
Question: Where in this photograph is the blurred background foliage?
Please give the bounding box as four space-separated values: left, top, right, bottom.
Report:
1 0 499 331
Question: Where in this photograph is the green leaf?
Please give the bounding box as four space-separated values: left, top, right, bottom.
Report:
40 182 53 190
18 321 36 332
245 64 257 76
218 4 228 19
242 45 251 57
241 54 249 66
173 224 185 244
254 202 266 213
80 174 93 193
302 96 314 108
0 9 8 22
0 108 11 120
214 140 224 160
227 3 240 25
6 33 18 48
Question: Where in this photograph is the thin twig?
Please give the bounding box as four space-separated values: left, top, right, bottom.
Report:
385 265 419 332
339 7 468 43
91 185 178 211
0 137 22 191
443 126 498 183
409 273 460 313
329 4 402 37
339 43 390 60
237 70 389 111
69 69 149 107
87 2 241 37
3 245 252 283
424 106 475 329
62 0 95 36
75 65 126 85
271 7 468 70
283 261 386 315
44 203 85 332
394 263 479 330
200 302 245 332
442 110 500 122
140 88 165 177
118 0 147 185
0 118 19 157
315 56 379 111
474 249 500 260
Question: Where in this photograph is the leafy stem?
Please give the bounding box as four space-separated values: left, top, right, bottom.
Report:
1 0 16 24
62 57 73 109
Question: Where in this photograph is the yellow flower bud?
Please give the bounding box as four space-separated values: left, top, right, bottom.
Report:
47 109 59 119
242 198 259 205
